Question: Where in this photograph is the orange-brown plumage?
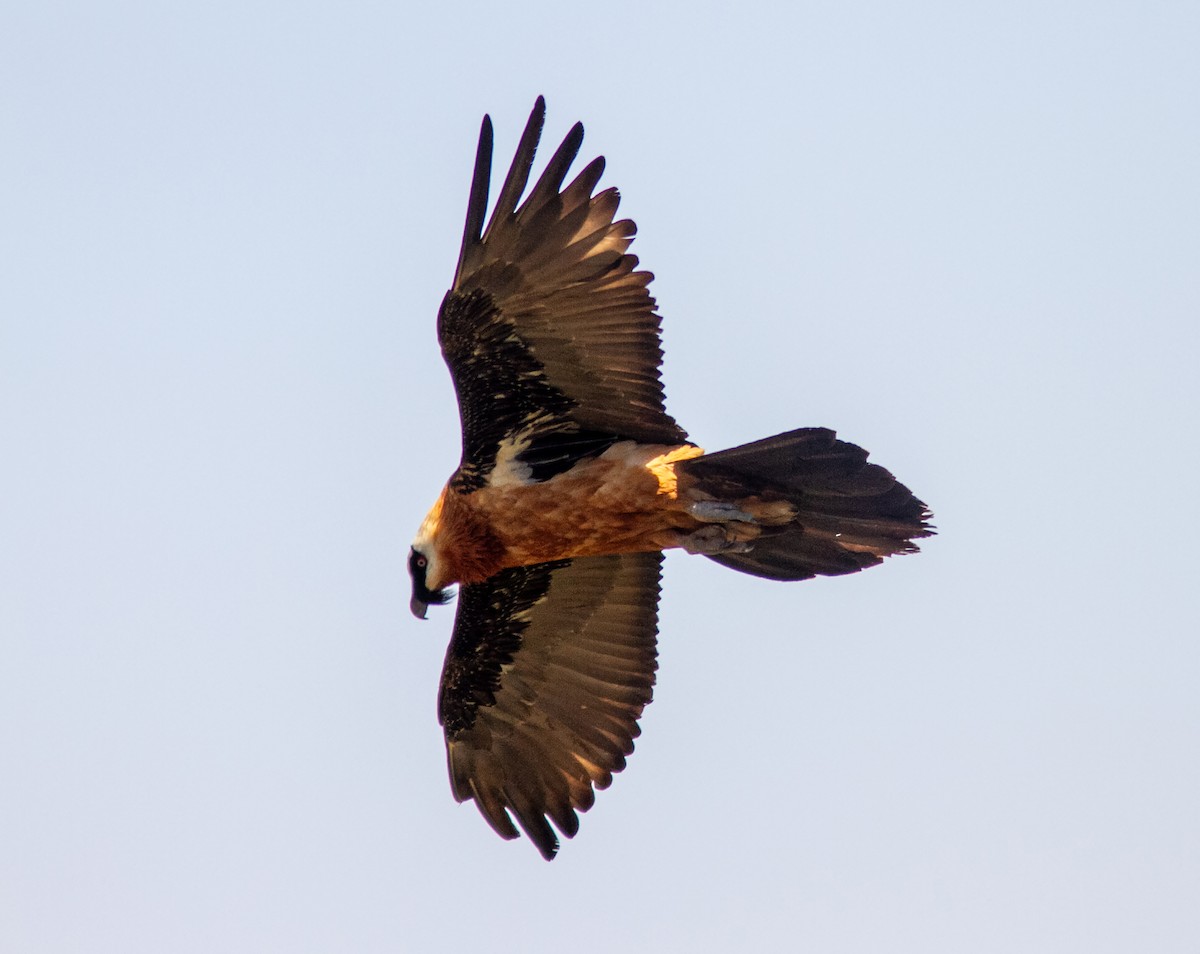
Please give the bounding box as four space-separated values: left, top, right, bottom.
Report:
419 442 711 588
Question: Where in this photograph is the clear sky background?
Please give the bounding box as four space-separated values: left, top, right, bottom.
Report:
3 2 1198 952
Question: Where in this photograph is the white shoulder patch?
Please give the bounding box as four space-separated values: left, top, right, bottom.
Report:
487 433 535 488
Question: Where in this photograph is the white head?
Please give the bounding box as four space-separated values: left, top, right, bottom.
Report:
408 522 452 619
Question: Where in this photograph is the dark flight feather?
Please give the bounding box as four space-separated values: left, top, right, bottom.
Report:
480 100 545 249
454 115 493 285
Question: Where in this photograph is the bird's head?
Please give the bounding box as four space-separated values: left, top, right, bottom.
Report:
409 491 454 619
408 540 453 620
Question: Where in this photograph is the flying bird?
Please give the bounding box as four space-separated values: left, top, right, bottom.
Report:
411 97 932 860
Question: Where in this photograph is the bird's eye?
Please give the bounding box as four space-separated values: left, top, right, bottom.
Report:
417 556 427 568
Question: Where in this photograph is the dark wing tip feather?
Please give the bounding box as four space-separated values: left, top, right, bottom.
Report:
514 120 586 229
453 114 494 284
481 97 547 247
564 155 606 202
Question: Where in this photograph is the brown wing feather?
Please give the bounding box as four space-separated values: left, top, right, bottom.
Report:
438 97 686 489
438 552 661 860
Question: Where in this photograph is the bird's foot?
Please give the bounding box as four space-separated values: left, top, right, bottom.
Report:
688 500 755 523
678 525 755 555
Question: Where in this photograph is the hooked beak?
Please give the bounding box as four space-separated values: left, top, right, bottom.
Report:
410 595 429 620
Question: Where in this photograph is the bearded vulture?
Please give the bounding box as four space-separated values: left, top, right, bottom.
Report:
410 97 932 859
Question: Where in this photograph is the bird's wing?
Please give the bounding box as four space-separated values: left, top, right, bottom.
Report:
437 551 661 860
438 97 687 492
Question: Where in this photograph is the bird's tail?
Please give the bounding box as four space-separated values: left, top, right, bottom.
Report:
676 427 933 581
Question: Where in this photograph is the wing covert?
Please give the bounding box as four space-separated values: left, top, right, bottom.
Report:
438 97 687 492
437 552 662 860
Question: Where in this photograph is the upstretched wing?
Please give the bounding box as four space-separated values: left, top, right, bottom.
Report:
438 97 687 492
437 552 661 860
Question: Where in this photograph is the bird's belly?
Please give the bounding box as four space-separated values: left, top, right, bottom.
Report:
473 442 706 567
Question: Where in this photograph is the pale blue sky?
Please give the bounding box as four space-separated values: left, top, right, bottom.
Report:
3 2 1198 952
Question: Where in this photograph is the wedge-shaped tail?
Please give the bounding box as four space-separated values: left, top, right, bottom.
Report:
679 427 933 581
